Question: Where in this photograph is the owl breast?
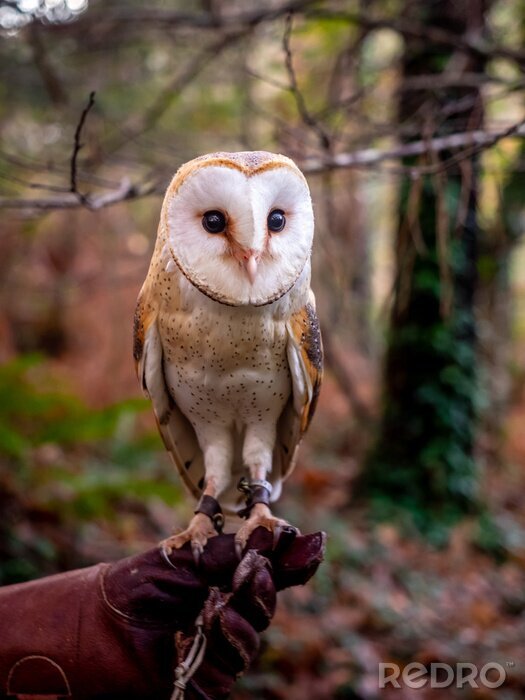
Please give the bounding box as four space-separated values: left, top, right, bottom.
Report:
158 300 292 432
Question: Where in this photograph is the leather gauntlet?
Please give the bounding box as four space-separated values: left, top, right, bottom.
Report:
0 529 325 700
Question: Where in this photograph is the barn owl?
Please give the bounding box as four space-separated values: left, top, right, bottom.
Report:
133 151 322 559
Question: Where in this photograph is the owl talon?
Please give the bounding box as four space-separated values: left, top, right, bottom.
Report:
192 542 203 567
161 542 173 557
235 503 295 555
161 512 218 557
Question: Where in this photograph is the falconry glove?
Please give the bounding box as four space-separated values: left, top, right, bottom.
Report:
0 528 325 700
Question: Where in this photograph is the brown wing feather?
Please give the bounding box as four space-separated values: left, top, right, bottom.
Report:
133 286 156 390
275 295 323 486
288 300 323 433
133 282 206 502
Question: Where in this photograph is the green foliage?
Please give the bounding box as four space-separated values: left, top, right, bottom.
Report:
0 354 151 457
0 355 181 584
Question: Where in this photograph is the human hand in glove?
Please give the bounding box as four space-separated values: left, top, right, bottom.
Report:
0 528 325 700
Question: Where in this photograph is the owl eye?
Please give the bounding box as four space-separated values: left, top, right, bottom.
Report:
202 210 226 234
267 209 286 232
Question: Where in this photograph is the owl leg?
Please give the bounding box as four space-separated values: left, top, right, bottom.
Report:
235 425 298 557
162 433 232 562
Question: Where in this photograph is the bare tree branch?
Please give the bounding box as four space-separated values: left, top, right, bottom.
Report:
26 22 67 105
306 9 525 67
302 120 525 174
103 29 250 159
0 178 159 211
70 91 96 204
1 122 523 212
46 0 320 33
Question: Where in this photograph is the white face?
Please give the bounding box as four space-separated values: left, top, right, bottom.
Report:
162 162 314 306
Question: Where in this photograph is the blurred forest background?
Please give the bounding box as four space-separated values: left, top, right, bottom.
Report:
1 0 525 697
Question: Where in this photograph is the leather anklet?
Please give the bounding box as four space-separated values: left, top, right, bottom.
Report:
194 495 224 534
237 478 273 519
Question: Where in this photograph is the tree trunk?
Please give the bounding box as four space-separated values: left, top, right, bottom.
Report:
362 0 487 530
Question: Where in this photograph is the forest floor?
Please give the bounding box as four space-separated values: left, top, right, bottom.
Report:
2 355 525 700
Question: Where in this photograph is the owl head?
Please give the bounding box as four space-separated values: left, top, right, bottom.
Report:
160 151 314 306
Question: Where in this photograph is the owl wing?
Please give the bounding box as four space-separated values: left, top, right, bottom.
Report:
273 292 323 489
133 285 205 501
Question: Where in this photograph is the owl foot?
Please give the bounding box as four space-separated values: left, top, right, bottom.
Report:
161 513 219 565
235 503 299 559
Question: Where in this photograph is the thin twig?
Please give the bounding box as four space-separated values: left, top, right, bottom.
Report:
96 30 250 166
283 12 332 151
0 148 124 190
0 170 72 193
0 178 160 211
70 91 96 203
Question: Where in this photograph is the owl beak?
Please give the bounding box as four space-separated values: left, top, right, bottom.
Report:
232 243 260 284
245 254 258 285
